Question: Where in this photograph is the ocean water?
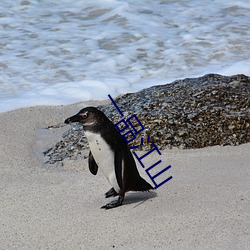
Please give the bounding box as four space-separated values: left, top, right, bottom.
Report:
0 0 250 112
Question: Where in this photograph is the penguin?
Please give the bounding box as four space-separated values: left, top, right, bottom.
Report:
64 107 153 209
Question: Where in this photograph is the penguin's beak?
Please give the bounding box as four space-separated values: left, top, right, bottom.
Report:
64 114 81 124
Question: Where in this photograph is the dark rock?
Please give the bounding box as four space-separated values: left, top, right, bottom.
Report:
43 74 250 164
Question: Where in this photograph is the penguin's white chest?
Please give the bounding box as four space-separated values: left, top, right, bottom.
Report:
84 131 120 192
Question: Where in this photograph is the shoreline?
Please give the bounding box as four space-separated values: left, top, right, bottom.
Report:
0 102 249 249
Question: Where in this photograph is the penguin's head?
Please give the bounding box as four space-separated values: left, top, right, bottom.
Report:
65 107 109 129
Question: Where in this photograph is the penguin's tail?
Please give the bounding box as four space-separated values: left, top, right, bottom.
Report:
132 176 154 191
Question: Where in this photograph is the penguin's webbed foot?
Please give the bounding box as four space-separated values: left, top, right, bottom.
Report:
101 196 124 209
105 187 118 198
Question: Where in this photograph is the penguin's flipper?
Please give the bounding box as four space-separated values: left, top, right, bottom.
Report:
101 196 124 209
105 187 118 198
114 145 124 190
88 151 98 175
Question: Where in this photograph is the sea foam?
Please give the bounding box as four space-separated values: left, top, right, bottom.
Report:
0 0 249 112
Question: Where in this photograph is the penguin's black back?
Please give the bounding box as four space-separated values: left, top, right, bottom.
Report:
66 106 153 192
101 121 153 192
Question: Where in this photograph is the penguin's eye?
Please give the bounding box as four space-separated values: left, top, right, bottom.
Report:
79 112 88 119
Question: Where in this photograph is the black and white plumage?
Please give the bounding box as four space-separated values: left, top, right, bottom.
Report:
65 107 153 209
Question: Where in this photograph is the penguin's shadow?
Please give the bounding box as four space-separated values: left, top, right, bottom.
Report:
123 191 157 208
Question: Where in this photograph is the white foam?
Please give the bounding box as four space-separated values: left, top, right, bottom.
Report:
0 0 250 112
218 60 250 76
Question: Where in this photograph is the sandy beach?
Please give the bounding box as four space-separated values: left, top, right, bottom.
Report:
0 101 249 249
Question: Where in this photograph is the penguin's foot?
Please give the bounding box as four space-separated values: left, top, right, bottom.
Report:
101 196 124 209
105 187 118 198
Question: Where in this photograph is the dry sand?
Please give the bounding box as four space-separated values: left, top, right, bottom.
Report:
0 101 249 250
